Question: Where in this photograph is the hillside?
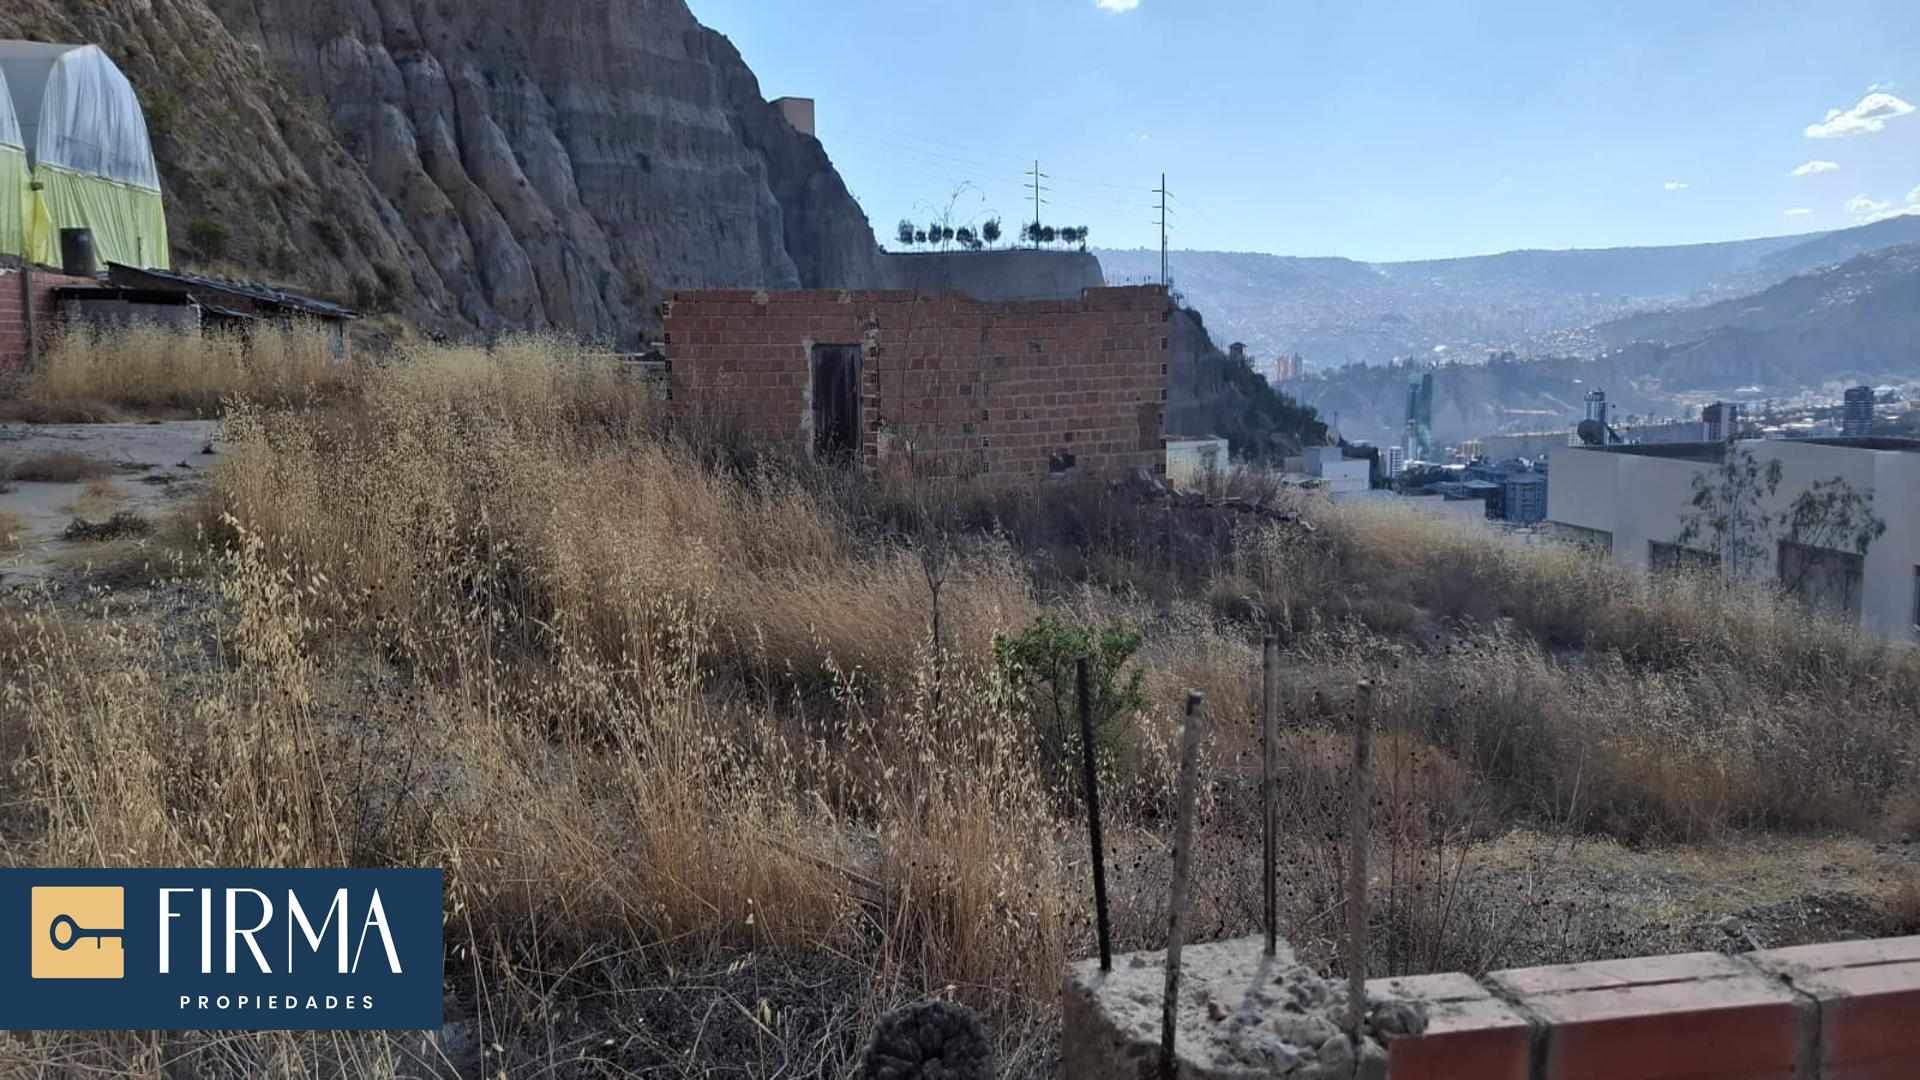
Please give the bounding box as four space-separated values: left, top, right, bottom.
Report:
1287 244 1920 447
0 0 444 328
2 0 884 345
1166 306 1328 458
1097 215 1920 369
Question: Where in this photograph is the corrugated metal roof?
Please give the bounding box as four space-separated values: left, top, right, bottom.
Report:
105 262 359 320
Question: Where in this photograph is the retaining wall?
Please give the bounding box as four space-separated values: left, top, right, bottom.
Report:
0 267 95 373
1063 933 1920 1079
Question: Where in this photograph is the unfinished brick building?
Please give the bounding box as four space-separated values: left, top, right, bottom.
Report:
664 286 1170 478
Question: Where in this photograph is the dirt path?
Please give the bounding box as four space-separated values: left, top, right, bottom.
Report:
0 421 219 582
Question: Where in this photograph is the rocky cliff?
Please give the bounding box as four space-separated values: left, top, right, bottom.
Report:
3 0 884 345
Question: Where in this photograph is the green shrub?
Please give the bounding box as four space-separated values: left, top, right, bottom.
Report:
186 219 229 259
993 613 1146 802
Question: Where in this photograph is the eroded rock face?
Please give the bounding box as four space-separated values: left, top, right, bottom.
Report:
2 0 881 344
206 0 882 344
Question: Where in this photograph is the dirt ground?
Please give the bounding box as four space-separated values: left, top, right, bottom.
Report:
0 420 218 581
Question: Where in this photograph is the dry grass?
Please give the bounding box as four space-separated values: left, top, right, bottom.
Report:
59 477 125 518
1886 870 1920 933
0 510 21 553
2 450 114 484
14 322 355 417
4 333 1915 1073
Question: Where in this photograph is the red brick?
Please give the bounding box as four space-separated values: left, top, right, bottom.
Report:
1747 936 1920 1078
1489 952 1810 1080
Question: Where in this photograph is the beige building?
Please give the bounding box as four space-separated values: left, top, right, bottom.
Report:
1548 437 1920 641
771 96 815 136
1165 436 1230 489
1284 445 1370 494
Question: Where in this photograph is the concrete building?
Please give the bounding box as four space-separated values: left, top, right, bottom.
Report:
1548 437 1920 641
1704 401 1742 442
1503 471 1548 524
770 96 815 137
1481 430 1573 462
1285 444 1370 494
1164 436 1228 489
1843 385 1876 437
1385 444 1406 478
665 286 1168 478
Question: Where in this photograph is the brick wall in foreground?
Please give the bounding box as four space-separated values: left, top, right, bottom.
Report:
1061 933 1920 1078
0 267 95 373
1373 936 1920 1079
664 286 1170 478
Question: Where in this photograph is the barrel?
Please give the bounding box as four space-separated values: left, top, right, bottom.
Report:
59 228 98 277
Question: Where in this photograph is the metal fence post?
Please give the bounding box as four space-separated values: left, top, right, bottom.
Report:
1160 690 1206 1080
1346 679 1374 1041
1077 656 1112 972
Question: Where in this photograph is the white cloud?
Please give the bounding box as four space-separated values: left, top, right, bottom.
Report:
1805 92 1915 138
1095 0 1141 10
1129 132 1151 143
1846 194 1892 218
1663 180 1689 191
1869 82 1896 92
1784 207 1813 217
1789 160 1839 176
1845 188 1920 222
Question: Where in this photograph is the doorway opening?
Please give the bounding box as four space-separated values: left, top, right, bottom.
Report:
811 344 862 461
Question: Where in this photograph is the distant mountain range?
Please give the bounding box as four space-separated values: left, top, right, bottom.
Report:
1095 215 1920 369
1248 241 1920 448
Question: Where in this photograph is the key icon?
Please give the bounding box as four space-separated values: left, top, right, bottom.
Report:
32 886 125 978
48 912 125 951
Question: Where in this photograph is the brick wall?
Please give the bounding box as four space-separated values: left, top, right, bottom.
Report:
0 267 96 374
665 286 1170 478
1375 937 1920 1078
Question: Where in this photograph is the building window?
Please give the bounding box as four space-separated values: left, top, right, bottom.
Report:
1550 522 1613 555
1777 540 1864 620
1649 541 1720 576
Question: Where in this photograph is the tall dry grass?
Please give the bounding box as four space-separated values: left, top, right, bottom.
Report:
5 332 1916 1074
6 322 355 419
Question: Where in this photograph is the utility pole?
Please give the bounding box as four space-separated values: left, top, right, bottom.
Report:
1153 173 1173 286
1025 160 1049 248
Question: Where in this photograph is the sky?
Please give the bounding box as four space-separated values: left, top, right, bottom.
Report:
690 0 1920 263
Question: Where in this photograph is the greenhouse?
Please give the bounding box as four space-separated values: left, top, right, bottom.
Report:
0 41 167 269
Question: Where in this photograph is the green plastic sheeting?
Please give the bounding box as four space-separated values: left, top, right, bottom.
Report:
27 162 168 270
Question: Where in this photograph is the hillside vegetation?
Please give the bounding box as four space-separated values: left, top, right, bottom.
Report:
4 333 1919 1074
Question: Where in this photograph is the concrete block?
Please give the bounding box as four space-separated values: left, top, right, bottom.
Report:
1061 935 1388 1079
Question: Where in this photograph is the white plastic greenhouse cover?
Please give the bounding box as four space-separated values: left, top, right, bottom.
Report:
0 41 159 190
0 63 20 149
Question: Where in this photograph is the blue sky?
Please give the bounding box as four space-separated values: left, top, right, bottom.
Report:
691 0 1920 262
